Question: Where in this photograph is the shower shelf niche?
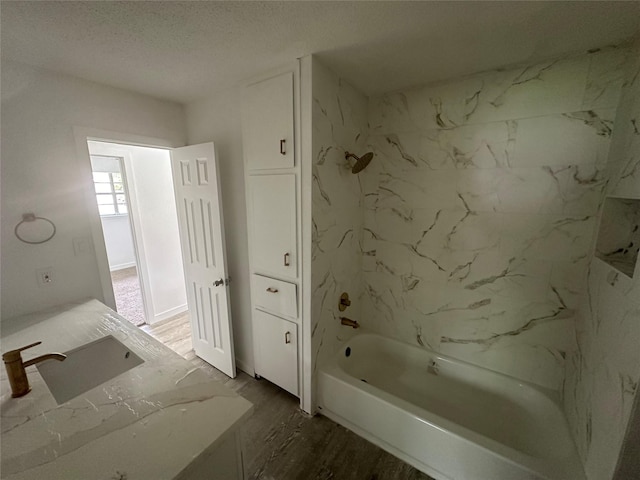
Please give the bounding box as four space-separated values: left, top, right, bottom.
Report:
595 197 640 279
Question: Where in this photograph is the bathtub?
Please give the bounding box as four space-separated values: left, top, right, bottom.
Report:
317 333 585 480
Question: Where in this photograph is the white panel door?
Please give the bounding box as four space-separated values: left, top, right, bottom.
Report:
171 143 236 378
243 72 295 170
253 310 298 396
249 174 297 279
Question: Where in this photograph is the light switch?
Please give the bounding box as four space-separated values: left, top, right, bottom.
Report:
73 237 93 256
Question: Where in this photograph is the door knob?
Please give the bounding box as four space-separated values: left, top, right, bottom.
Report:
213 279 224 287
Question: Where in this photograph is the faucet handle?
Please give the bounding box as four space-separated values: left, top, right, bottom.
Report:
2 341 42 363
338 292 351 311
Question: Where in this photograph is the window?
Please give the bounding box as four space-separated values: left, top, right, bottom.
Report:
90 156 128 216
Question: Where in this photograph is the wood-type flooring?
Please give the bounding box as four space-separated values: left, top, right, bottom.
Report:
142 313 433 480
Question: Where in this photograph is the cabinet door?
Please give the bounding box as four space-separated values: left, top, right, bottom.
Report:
249 175 297 279
253 310 298 396
243 72 295 170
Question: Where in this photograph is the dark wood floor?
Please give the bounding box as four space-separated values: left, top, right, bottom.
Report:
142 314 433 480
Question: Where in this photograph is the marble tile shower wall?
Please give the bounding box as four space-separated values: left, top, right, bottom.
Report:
595 197 640 277
311 59 368 377
563 39 640 480
362 46 628 391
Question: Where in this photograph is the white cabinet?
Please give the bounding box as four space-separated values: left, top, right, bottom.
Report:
243 65 303 406
243 72 295 170
248 175 297 279
253 310 299 396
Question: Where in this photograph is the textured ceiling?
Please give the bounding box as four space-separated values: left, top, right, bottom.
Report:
2 1 639 104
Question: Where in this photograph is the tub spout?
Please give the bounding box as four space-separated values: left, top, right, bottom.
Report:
340 317 359 329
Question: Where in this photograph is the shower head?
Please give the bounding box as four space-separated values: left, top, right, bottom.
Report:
345 151 374 174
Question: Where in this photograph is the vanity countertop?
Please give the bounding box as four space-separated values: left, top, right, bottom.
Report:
1 299 253 480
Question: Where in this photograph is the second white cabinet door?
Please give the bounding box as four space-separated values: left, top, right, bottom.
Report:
253 310 298 396
243 71 294 170
249 174 297 279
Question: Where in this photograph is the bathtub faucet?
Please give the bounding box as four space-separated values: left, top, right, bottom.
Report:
340 317 359 329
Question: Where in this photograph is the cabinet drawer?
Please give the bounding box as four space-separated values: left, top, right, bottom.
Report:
252 274 297 319
253 309 298 396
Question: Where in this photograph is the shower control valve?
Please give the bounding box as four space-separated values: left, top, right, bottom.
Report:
338 292 351 311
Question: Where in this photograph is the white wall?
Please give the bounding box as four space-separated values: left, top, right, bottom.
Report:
125 145 187 323
1 60 186 320
101 215 136 270
185 87 253 374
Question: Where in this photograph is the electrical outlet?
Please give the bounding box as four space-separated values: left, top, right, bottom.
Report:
37 267 54 287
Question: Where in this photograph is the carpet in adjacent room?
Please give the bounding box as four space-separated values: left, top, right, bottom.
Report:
111 266 146 327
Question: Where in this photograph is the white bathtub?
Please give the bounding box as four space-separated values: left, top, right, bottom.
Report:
318 333 585 480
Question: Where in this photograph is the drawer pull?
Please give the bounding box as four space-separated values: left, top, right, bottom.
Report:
280 139 286 155
266 287 279 293
285 331 291 344
284 252 290 266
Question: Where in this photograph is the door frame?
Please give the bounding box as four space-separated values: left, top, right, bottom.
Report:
73 127 182 313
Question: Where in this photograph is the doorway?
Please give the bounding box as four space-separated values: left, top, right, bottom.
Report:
89 153 146 326
87 141 191 348
79 134 237 378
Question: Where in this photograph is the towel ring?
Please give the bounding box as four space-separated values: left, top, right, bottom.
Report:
14 213 57 245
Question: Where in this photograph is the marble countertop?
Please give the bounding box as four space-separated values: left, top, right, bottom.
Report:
1 299 253 480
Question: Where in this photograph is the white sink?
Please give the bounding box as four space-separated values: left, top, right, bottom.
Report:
37 335 144 404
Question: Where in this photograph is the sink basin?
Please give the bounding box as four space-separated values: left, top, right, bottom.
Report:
37 335 144 404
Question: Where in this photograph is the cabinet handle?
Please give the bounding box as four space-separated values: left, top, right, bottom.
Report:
284 252 290 267
280 139 286 155
285 331 291 344
266 287 279 293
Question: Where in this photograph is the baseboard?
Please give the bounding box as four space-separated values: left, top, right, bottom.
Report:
109 261 136 272
150 303 188 324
